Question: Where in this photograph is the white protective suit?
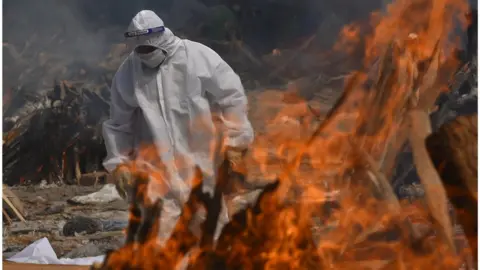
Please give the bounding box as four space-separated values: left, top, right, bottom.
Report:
102 10 254 243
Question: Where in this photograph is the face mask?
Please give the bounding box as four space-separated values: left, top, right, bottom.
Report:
136 49 166 68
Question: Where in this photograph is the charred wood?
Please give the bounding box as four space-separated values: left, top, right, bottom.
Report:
3 82 108 186
426 114 478 262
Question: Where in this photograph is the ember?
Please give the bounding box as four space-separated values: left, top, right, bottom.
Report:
92 0 476 269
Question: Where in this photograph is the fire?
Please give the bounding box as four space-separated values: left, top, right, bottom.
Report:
334 24 361 54
367 0 468 65
93 0 474 269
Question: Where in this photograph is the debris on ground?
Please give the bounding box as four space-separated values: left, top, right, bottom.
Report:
3 184 27 223
3 185 128 259
7 237 104 265
67 184 122 205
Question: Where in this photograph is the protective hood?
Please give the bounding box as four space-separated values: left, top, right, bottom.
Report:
126 10 181 64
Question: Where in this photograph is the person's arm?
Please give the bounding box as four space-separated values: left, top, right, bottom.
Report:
206 59 254 150
102 74 136 173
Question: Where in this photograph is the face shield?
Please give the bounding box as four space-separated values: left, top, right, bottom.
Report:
124 26 166 39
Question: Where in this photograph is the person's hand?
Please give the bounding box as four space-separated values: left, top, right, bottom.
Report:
112 165 134 201
226 147 247 173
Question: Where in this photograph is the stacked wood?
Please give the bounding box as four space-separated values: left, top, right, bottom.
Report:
3 82 109 186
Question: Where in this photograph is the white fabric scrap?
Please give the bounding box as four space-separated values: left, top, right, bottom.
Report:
7 237 105 265
69 184 122 204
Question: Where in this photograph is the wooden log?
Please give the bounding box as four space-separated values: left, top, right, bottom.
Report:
78 171 107 186
426 114 478 261
349 138 401 212
408 109 456 253
3 208 12 225
405 41 460 254
2 185 26 222
3 196 26 223
74 149 82 184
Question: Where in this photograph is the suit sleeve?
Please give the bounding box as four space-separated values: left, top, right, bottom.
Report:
206 59 254 149
102 74 136 172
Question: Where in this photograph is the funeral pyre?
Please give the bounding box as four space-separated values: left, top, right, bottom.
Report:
89 0 477 269
3 83 110 185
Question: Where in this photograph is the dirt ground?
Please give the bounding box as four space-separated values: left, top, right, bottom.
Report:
3 261 89 270
3 184 128 259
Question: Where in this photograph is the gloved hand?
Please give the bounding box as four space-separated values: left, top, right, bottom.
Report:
226 147 247 174
112 165 134 201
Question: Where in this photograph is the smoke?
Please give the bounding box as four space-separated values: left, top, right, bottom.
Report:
3 0 474 90
2 0 387 65
4 0 122 65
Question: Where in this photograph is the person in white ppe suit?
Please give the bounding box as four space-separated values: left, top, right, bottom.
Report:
102 10 254 243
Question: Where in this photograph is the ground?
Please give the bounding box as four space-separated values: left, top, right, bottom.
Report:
3 184 128 259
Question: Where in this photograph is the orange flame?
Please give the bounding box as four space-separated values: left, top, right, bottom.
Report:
95 0 473 268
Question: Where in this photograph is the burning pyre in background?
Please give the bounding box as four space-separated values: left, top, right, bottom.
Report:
91 0 478 269
3 82 110 185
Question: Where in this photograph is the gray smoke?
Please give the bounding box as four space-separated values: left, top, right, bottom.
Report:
3 0 474 90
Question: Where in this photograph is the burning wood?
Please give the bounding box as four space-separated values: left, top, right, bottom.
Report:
91 0 475 268
426 114 478 263
3 82 109 185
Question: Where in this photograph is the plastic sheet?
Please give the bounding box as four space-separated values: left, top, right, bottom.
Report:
7 237 104 266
